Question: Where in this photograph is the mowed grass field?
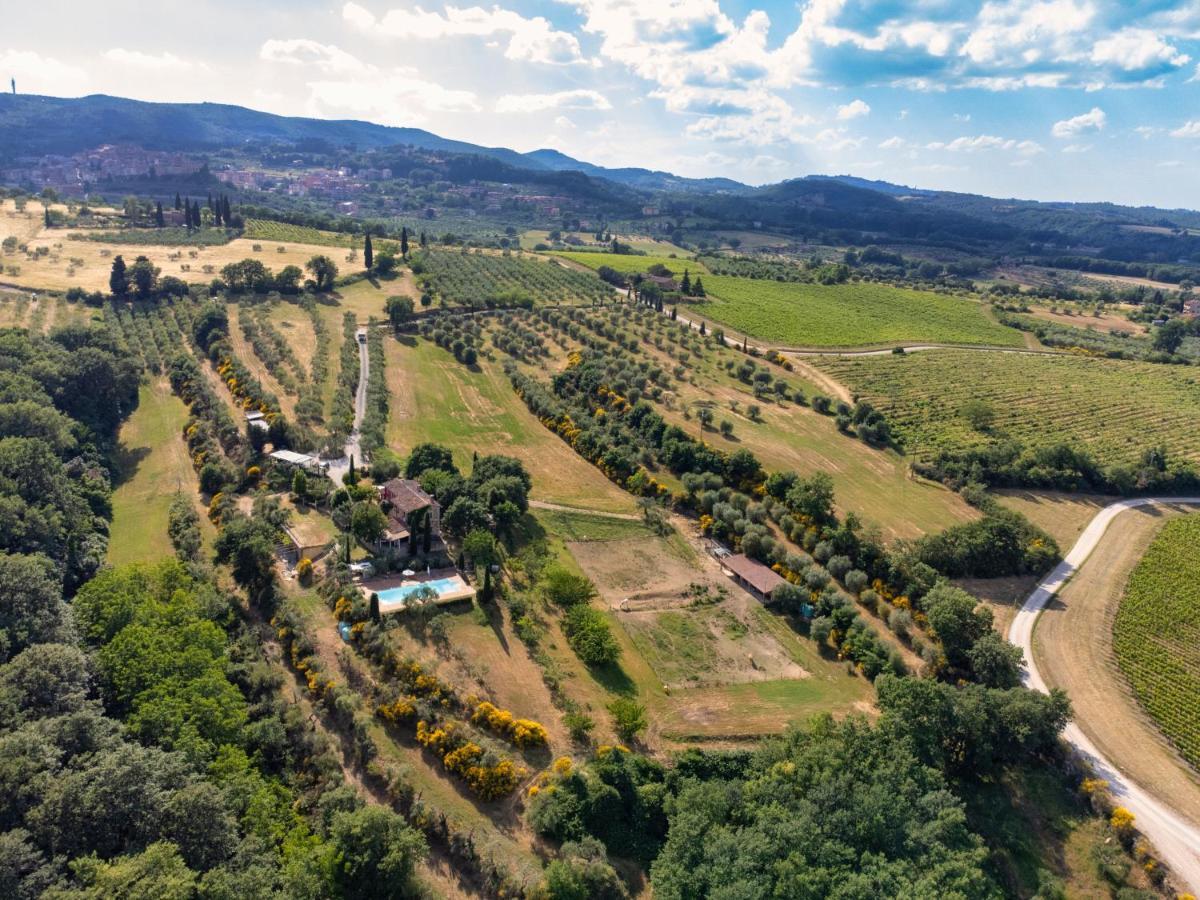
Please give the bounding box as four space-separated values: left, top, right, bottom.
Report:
697 276 1024 348
108 379 211 565
814 349 1200 467
385 337 636 513
1113 514 1200 770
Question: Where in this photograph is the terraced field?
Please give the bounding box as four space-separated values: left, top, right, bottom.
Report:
814 350 1200 466
698 277 1024 347
1113 515 1200 770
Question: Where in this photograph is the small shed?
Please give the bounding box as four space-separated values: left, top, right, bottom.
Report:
269 449 325 473
245 410 269 432
722 553 786 600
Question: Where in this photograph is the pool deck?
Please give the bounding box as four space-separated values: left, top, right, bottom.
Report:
360 567 476 614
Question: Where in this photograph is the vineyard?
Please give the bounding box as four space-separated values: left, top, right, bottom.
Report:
68 226 237 246
813 350 1200 467
416 249 613 307
698 276 1024 347
1113 515 1200 770
552 251 707 277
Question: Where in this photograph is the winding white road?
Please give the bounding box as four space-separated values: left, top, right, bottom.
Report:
325 326 368 486
1008 497 1200 892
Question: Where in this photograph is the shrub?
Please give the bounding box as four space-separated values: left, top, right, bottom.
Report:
608 697 647 742
563 605 621 666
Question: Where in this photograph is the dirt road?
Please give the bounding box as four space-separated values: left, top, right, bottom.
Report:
325 327 368 485
1008 497 1200 892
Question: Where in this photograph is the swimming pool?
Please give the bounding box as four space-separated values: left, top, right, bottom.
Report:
376 577 464 607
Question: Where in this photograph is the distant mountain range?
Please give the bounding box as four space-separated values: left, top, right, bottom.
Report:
4 92 1200 268
0 93 746 194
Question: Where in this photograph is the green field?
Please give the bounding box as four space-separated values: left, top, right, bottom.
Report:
417 249 611 306
551 251 707 277
108 379 210 565
1113 515 1200 769
696 276 1024 348
385 337 636 513
814 350 1200 467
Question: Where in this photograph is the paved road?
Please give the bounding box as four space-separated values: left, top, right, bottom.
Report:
325 327 368 485
1008 497 1200 892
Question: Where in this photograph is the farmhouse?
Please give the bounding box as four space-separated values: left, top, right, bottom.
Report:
721 553 786 600
1183 298 1200 319
645 274 679 291
377 478 443 552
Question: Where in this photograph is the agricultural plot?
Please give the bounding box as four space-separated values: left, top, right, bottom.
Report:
416 249 612 306
697 276 1024 348
552 251 706 276
813 350 1200 467
0 225 356 293
243 218 397 252
1113 515 1200 770
385 338 636 513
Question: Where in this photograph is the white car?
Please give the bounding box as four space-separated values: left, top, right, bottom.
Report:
348 561 375 579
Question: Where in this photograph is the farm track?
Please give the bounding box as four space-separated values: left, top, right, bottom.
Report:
528 499 641 521
1009 498 1200 893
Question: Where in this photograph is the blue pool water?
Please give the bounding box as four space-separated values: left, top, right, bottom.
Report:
376 577 461 606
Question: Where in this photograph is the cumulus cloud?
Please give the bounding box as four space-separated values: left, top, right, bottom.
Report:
1170 120 1200 138
927 134 1044 155
495 89 611 113
104 48 196 70
342 2 586 65
1051 106 1106 137
1090 28 1189 76
0 48 89 95
259 39 367 74
836 99 870 120
306 69 480 123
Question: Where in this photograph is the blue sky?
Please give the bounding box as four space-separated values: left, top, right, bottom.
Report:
6 0 1200 207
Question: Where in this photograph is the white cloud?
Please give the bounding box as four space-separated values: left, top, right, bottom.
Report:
0 49 89 95
259 39 367 75
1090 29 1189 72
927 134 1043 155
1061 143 1091 153
304 68 480 124
343 2 586 65
554 115 577 129
1051 106 1106 138
836 98 870 120
103 48 196 70
1158 159 1183 167
953 112 971 122
878 136 910 150
495 89 611 113
1170 120 1200 138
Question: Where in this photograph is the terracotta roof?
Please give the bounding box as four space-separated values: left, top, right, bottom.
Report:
723 554 786 596
381 478 434 516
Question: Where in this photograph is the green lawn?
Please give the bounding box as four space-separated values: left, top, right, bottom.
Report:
385 337 636 513
108 380 210 565
696 276 1023 348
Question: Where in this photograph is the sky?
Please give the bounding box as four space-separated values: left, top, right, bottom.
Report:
5 0 1200 207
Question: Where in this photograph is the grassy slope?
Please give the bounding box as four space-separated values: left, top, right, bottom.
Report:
551 251 708 276
108 379 211 565
385 337 636 514
815 349 1200 466
696 276 1024 348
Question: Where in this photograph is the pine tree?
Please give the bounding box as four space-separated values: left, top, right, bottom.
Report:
400 226 409 258
174 192 182 210
155 201 164 228
681 269 692 295
109 255 129 297
364 232 374 270
693 276 705 297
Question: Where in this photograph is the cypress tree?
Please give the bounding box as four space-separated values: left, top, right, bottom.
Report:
174 192 182 210
222 195 232 225
44 206 51 227
109 255 129 297
681 269 691 295
155 201 164 228
364 232 373 270
400 226 409 258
